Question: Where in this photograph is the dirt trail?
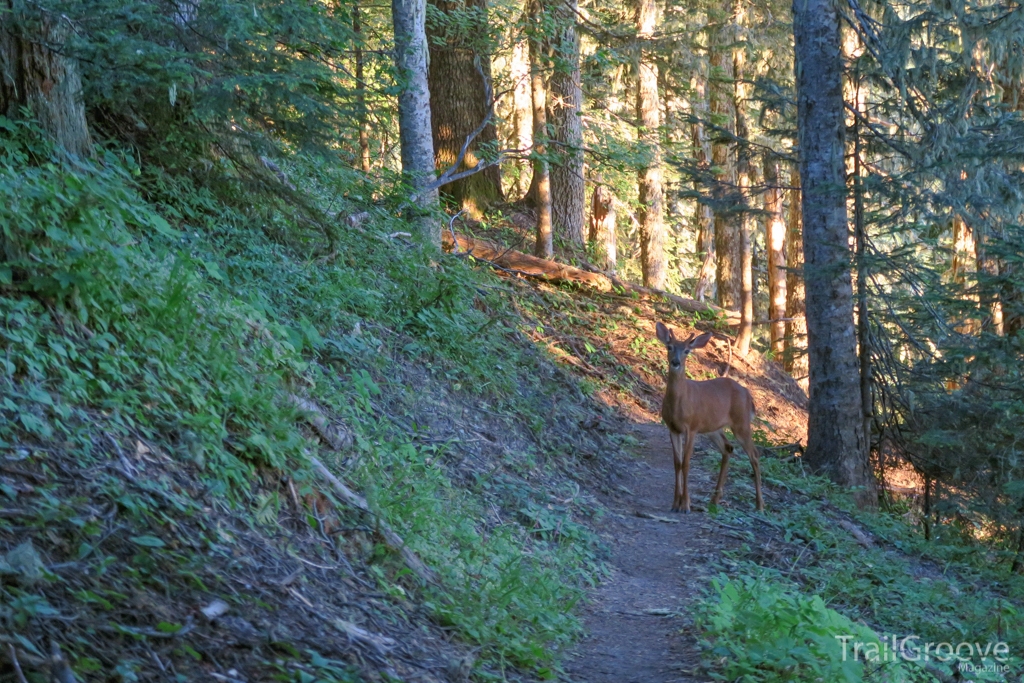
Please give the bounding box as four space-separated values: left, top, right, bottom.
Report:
565 422 748 683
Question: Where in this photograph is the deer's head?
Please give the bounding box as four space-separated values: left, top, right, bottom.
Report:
655 322 713 374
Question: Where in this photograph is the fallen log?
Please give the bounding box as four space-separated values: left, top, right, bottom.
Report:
443 232 740 325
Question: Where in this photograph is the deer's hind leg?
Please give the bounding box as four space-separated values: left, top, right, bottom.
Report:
708 429 734 506
733 422 764 512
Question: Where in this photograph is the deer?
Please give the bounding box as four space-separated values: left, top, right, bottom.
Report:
655 322 764 513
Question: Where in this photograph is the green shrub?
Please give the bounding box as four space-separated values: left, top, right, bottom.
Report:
699 574 925 682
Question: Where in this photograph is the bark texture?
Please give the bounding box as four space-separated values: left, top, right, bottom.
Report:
589 185 617 272
785 167 808 391
427 0 502 217
765 157 787 356
528 0 553 258
548 0 585 246
0 3 91 156
392 0 440 244
635 0 665 289
794 0 876 506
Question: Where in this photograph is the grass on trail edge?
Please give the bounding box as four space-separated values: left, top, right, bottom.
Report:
695 449 1024 683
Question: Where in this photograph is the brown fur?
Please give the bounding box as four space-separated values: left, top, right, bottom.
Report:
655 322 764 512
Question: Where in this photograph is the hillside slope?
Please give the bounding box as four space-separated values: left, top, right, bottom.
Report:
0 124 811 683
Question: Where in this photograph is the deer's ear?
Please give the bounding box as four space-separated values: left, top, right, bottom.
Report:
655 322 673 345
689 332 714 350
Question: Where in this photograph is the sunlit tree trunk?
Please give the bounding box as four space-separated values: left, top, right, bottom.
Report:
765 157 787 357
0 2 91 156
794 0 876 507
949 213 981 336
635 0 665 289
589 184 617 272
692 66 716 302
548 0 585 246
733 0 752 356
427 0 503 217
975 226 1004 335
951 215 975 285
392 0 440 244
528 0 553 258
354 3 371 173
785 167 808 391
510 37 533 200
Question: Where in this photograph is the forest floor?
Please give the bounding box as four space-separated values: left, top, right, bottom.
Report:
564 422 737 683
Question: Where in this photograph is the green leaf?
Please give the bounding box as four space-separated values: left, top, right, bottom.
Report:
129 535 165 548
148 213 180 238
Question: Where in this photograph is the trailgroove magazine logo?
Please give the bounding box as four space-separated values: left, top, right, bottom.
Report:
836 634 1013 673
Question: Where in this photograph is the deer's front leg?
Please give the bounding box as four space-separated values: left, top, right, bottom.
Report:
681 429 695 513
670 430 684 511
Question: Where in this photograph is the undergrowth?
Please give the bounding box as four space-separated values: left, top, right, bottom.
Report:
0 118 612 678
696 451 1024 682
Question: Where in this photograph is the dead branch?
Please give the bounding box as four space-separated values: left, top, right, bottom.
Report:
443 232 741 325
288 395 354 451
8 645 28 683
50 640 78 683
310 456 437 585
837 519 874 548
259 156 297 191
333 618 397 655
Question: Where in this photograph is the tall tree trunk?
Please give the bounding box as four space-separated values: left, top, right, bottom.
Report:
636 0 665 289
427 0 502 218
951 214 975 285
589 184 617 272
733 0 753 356
548 0 585 246
392 0 440 244
510 37 534 200
692 67 716 302
528 0 553 258
1013 507 1024 574
765 157 787 357
710 13 739 310
793 0 876 507
354 3 371 173
850 71 875 456
0 2 91 156
785 167 808 391
975 226 1004 335
950 213 981 336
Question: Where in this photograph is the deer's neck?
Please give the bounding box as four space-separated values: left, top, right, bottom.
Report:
665 366 694 398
